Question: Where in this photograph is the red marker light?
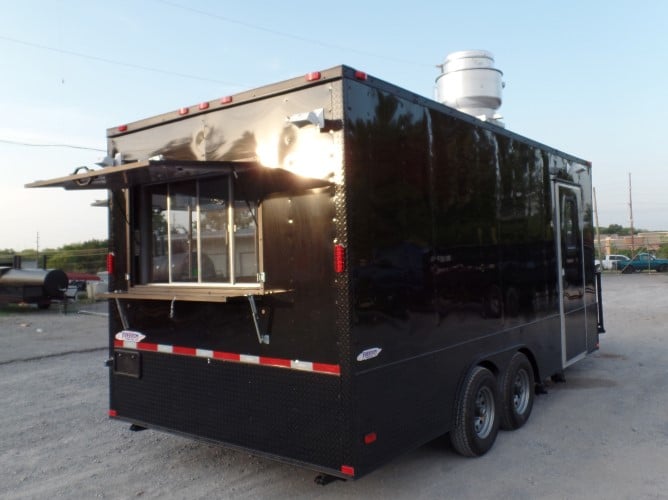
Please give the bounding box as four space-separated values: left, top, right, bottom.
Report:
354 70 368 80
334 244 346 273
108 409 118 417
178 107 189 115
306 71 322 82
198 102 210 110
340 465 355 476
220 96 233 104
118 125 128 132
364 432 377 445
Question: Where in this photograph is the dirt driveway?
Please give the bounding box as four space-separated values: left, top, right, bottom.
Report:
1 274 667 499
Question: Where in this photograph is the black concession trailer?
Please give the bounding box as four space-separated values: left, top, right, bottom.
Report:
28 65 603 480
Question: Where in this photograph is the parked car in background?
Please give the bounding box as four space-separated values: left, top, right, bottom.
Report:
66 272 101 292
595 254 631 271
620 253 668 273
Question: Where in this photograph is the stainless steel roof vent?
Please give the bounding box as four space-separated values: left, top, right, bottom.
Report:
436 50 504 126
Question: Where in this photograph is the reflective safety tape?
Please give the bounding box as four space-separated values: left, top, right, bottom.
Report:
113 339 340 376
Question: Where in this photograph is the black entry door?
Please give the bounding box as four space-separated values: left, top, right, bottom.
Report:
554 183 587 366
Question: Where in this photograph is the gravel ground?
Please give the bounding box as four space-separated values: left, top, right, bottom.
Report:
1 274 667 499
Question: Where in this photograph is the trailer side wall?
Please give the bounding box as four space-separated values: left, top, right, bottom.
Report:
342 78 596 474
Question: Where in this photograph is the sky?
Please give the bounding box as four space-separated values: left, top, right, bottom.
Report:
1 0 667 251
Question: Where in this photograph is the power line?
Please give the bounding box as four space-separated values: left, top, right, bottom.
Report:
0 34 248 88
2 3 433 96
0 138 105 152
152 0 433 68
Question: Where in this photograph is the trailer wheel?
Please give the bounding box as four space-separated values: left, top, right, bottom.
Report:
450 366 499 457
500 352 534 430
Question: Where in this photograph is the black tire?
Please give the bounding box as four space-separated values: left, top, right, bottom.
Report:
450 366 500 457
622 265 635 274
500 352 534 430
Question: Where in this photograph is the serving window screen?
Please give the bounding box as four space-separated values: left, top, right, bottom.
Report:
146 175 258 285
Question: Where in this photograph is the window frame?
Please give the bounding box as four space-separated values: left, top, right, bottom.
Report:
143 174 260 287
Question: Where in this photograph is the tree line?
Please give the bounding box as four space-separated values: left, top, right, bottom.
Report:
0 239 108 273
599 224 648 236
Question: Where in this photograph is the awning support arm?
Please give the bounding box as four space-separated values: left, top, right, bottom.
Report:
247 295 270 344
115 298 130 330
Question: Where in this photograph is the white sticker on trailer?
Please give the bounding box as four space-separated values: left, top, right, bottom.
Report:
115 330 146 343
357 347 382 362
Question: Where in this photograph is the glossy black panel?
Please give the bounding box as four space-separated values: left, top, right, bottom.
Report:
345 82 567 368
110 353 344 472
109 83 342 184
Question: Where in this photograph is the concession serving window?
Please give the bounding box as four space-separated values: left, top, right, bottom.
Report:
27 159 319 302
141 174 258 285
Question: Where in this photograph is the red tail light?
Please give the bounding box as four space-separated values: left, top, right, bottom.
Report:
334 244 346 273
107 252 115 274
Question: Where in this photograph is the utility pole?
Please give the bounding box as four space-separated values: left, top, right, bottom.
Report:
593 187 602 260
629 173 635 256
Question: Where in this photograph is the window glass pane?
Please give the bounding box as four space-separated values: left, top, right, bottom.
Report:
143 175 259 285
199 178 229 282
233 201 258 282
150 185 169 283
169 181 198 282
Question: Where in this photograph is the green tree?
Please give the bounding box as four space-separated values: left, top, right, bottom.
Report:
46 239 108 272
599 224 647 236
657 244 668 259
602 224 625 235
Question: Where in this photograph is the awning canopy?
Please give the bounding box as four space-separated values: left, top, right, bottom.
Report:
26 159 333 194
26 160 257 191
